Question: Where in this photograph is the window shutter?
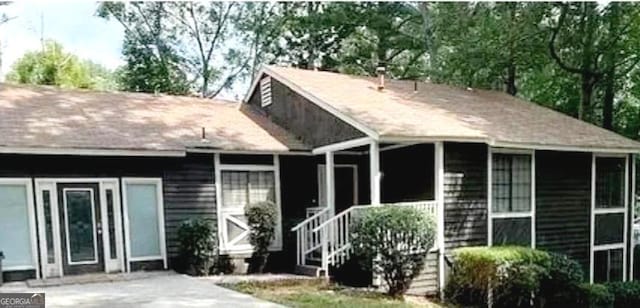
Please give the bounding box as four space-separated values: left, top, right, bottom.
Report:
260 76 272 107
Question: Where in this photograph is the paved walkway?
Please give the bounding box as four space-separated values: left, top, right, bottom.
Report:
0 272 283 308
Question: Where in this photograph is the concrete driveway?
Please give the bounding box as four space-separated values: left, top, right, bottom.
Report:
0 272 283 308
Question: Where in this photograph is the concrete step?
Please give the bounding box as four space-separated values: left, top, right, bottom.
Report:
294 264 325 277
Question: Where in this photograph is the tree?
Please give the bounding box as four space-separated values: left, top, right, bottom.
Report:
548 2 640 123
97 2 190 95
98 2 253 97
6 40 116 90
429 2 547 95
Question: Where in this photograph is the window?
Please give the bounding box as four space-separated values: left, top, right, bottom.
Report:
490 152 534 247
592 156 627 283
216 154 283 253
106 189 117 260
42 190 55 264
123 179 165 262
0 180 36 270
260 76 272 107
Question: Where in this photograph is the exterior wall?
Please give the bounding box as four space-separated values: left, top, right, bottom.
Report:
535 151 591 276
247 76 365 147
443 142 489 251
0 153 215 279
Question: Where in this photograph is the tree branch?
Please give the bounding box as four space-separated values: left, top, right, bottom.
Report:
548 4 584 75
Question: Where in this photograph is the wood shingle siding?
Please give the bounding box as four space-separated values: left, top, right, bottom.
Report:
247 76 366 147
443 142 489 250
535 151 591 275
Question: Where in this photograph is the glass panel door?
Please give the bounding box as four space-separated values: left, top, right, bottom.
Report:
64 189 98 263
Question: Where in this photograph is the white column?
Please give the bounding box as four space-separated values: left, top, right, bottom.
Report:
435 141 446 298
370 141 381 205
325 151 335 216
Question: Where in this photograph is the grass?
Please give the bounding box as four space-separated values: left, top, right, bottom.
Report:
222 279 444 308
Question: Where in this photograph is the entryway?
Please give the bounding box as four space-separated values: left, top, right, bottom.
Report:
35 178 125 279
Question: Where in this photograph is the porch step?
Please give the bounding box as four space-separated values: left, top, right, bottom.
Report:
294 264 325 277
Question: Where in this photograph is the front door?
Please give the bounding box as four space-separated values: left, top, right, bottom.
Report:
57 183 104 275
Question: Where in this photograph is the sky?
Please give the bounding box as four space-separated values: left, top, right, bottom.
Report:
0 1 124 79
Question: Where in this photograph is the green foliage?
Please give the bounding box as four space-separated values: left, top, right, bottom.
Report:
177 219 216 276
538 252 585 306
445 246 551 308
577 283 614 308
351 207 436 297
6 40 116 90
245 201 278 273
605 281 640 308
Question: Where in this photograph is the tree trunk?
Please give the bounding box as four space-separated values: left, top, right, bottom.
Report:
579 76 593 121
506 64 517 96
603 76 614 130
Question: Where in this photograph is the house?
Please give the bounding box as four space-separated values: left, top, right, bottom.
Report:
0 66 638 296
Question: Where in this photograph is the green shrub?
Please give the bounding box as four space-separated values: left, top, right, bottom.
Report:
538 252 585 306
245 201 278 273
177 219 216 276
576 283 614 308
444 246 550 308
605 281 640 308
351 206 436 297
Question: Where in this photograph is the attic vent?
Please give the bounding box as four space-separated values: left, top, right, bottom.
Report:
260 76 272 107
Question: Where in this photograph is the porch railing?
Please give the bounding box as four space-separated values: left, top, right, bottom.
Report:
291 206 331 265
293 200 437 276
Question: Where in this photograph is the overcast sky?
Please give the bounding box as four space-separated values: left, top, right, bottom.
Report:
0 1 124 79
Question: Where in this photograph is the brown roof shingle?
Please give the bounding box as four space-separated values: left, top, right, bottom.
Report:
265 66 640 152
0 83 308 154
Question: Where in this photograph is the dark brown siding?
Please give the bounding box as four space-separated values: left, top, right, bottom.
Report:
163 154 216 263
444 142 488 250
247 76 365 147
535 151 591 276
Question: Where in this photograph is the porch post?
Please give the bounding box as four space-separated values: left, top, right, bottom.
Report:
370 141 381 205
435 141 446 299
325 151 335 216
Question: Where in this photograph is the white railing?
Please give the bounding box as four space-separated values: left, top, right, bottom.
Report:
291 206 331 265
311 200 437 275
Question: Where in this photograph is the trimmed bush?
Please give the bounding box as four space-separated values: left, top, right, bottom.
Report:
245 201 278 273
538 252 585 306
177 219 216 276
605 281 640 308
576 283 614 308
444 246 550 308
351 206 436 297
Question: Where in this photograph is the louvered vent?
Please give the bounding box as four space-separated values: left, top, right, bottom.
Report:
260 76 272 107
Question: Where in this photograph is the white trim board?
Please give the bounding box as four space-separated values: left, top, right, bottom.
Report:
0 147 185 157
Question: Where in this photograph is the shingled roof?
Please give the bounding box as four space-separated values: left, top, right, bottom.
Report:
0 83 308 155
261 66 640 152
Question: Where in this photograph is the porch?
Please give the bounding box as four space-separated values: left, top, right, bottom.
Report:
289 139 445 287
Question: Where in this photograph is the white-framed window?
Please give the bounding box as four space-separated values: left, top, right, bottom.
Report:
591 155 628 283
0 178 38 275
122 178 166 270
215 154 282 254
260 76 272 107
488 149 535 248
